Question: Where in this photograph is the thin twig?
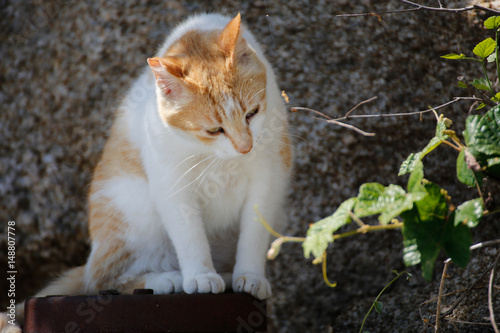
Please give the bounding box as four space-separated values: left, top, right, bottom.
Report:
484 208 500 217
439 262 494 318
322 251 337 288
488 251 500 333
325 119 376 137
291 107 332 120
441 140 461 151
471 239 500 251
420 286 486 308
349 211 367 228
444 317 499 326
436 260 452 332
292 97 480 137
345 96 378 118
336 0 500 18
335 97 480 120
421 240 500 319
359 271 412 333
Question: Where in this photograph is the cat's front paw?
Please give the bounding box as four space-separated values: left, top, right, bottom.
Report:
145 271 183 293
233 273 272 300
183 272 225 294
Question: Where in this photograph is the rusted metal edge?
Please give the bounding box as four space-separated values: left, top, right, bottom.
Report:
24 291 267 333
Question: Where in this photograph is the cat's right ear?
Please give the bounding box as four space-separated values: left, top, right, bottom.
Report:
147 57 184 96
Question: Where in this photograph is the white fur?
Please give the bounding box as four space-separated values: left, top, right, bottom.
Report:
90 14 290 299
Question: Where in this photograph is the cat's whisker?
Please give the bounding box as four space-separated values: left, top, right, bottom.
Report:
246 88 266 105
168 156 217 198
242 82 259 100
173 154 197 171
286 133 312 145
191 157 221 200
172 154 214 188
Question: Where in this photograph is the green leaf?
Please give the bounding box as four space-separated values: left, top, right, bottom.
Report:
399 153 420 176
487 52 497 63
471 78 491 91
402 208 442 281
441 53 466 60
454 198 484 228
403 180 474 276
473 108 500 156
374 301 383 314
456 149 483 187
465 106 500 176
473 38 496 60
303 198 357 260
463 115 481 144
401 182 450 280
407 161 426 195
354 183 420 225
399 116 450 175
492 92 500 103
488 156 500 168
476 103 486 110
443 219 471 268
402 238 421 266
457 81 468 88
487 156 500 177
484 16 500 30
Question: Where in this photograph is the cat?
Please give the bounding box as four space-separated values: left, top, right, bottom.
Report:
3 12 292 328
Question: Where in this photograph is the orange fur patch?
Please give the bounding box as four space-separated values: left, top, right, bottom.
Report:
90 111 146 191
87 194 133 291
280 131 292 170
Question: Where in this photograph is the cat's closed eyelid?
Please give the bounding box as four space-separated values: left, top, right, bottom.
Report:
206 127 224 135
245 106 259 121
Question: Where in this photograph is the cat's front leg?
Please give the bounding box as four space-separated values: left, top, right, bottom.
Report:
233 199 284 300
232 206 273 299
157 200 225 294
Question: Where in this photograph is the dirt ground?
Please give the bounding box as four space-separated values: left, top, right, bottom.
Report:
1 0 499 332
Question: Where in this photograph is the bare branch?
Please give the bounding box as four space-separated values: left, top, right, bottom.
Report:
435 260 451 332
291 96 481 137
345 96 378 118
336 0 500 19
292 107 332 120
488 251 500 333
335 97 480 120
325 119 376 137
470 239 500 251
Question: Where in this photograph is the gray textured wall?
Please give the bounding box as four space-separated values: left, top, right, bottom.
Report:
1 0 499 332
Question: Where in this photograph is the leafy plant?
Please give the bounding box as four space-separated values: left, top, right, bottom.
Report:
260 16 500 286
442 16 500 108
359 271 412 333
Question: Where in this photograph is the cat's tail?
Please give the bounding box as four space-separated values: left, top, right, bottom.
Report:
1 265 86 332
31 265 86 299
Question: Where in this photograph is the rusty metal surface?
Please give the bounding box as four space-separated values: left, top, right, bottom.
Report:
24 291 267 333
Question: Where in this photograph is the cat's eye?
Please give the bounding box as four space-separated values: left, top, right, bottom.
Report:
207 127 224 135
246 106 259 121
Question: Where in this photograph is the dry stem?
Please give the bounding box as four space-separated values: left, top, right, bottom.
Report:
336 0 500 19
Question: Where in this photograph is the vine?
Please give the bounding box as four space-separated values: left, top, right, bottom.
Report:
259 8 500 332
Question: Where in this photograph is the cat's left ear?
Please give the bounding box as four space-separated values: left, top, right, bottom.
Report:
217 13 244 66
147 57 184 97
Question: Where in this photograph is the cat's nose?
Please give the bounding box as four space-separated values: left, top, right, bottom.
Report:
230 131 253 154
237 141 252 154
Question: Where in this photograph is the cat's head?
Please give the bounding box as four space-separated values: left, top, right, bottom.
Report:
148 14 267 159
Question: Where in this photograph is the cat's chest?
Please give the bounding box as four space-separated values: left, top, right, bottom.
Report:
186 157 251 226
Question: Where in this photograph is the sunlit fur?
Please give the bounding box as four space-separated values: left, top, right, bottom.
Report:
11 13 292 325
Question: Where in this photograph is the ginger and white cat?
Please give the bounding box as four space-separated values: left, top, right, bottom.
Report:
3 13 291 328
